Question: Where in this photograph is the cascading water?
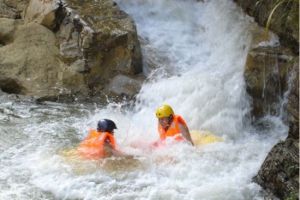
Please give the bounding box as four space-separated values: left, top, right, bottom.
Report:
0 0 289 199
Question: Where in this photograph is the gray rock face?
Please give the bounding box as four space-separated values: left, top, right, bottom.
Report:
57 0 143 75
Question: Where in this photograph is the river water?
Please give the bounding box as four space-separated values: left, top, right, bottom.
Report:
0 0 288 199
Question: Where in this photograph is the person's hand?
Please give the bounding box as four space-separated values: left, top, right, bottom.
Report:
123 155 134 159
152 141 160 147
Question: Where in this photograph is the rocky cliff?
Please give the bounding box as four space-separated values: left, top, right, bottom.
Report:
235 0 299 199
0 0 143 102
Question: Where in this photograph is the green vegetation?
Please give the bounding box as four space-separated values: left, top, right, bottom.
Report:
284 192 299 200
264 0 299 33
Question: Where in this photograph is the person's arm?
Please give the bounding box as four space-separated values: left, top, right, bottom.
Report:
103 140 114 157
179 123 194 145
104 139 133 158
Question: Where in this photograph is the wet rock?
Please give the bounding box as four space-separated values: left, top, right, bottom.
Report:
140 37 172 76
286 59 299 140
254 138 299 200
243 15 299 200
235 0 299 53
244 25 295 120
105 74 144 99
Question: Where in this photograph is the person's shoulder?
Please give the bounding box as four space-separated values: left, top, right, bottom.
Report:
87 129 98 137
176 115 187 125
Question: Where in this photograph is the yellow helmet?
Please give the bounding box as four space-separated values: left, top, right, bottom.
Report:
155 104 174 118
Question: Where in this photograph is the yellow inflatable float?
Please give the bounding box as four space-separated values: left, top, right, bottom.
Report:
59 130 222 163
190 130 223 146
59 148 142 174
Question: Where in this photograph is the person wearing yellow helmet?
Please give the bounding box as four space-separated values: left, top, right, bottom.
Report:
154 104 194 146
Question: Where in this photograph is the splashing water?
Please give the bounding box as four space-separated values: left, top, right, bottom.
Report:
0 0 288 199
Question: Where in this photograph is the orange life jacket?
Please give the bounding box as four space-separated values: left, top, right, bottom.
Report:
158 115 187 141
78 130 116 159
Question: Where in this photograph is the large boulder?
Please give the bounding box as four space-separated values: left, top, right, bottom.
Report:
0 21 88 99
0 0 143 101
254 138 299 200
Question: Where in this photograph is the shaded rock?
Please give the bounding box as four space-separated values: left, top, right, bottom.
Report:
105 74 144 99
0 76 26 94
235 0 299 54
244 24 295 120
243 14 299 200
254 62 299 199
140 36 172 76
254 138 299 200
24 0 64 30
0 18 21 44
286 59 299 140
244 19 299 200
